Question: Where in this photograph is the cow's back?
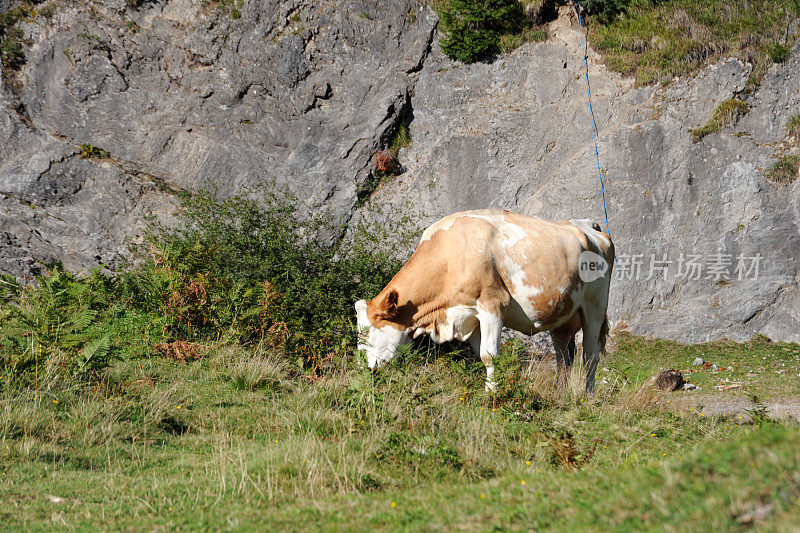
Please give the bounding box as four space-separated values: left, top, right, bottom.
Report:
419 210 612 334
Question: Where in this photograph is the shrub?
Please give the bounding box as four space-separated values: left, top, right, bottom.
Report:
128 187 408 370
0 267 118 381
438 0 527 63
0 5 33 73
369 122 411 183
372 150 399 176
1 187 411 381
78 143 110 159
0 28 24 71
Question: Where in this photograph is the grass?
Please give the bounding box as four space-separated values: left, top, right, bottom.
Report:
689 98 748 142
787 112 800 140
588 0 800 87
611 332 800 398
1 333 798 529
767 154 800 185
499 27 548 53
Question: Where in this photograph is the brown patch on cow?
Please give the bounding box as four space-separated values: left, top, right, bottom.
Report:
375 289 399 319
532 285 577 327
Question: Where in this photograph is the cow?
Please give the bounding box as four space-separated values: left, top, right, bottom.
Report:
354 209 614 393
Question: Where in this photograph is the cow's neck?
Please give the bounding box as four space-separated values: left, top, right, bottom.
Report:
376 258 451 332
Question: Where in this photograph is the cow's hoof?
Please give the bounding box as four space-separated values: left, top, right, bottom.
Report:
485 382 497 393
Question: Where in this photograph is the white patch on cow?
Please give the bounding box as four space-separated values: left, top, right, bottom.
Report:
355 300 410 369
355 299 369 324
420 216 457 243
446 305 479 341
502 256 544 324
570 218 611 249
427 305 478 343
466 214 527 247
475 302 502 392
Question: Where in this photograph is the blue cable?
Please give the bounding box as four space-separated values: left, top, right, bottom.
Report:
575 1 619 271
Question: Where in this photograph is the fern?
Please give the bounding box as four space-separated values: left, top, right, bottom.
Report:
77 334 111 374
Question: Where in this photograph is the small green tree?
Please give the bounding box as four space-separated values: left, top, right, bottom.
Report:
438 0 526 63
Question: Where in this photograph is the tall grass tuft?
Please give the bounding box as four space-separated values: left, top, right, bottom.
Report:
690 99 748 142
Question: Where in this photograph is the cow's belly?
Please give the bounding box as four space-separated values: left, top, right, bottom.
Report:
421 305 480 343
503 286 580 335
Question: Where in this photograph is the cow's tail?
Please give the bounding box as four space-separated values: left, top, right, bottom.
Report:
598 314 609 355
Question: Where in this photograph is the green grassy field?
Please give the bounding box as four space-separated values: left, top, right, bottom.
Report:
2 334 798 530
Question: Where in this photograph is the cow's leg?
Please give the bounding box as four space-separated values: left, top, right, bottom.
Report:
550 325 575 390
468 328 482 358
476 309 503 393
580 310 605 393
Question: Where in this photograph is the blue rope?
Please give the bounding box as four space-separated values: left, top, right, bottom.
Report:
575 3 613 237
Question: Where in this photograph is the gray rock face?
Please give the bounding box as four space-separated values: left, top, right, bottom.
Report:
1 0 436 276
1 2 799 344
363 9 800 344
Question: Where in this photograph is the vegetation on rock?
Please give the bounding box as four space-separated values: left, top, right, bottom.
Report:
589 0 800 87
767 154 800 185
689 98 748 142
787 113 800 140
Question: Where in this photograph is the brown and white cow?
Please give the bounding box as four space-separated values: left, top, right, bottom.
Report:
354 210 614 392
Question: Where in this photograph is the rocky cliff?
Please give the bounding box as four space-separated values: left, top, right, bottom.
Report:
1 0 799 343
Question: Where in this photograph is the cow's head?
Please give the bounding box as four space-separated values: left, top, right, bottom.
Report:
354 289 410 369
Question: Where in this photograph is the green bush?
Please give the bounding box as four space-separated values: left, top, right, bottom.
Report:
0 29 24 71
767 43 789 63
438 0 527 63
136 189 405 360
78 143 111 159
1 187 410 382
766 42 790 63
0 5 32 72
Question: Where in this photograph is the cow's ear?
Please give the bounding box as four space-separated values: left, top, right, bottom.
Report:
377 289 399 319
